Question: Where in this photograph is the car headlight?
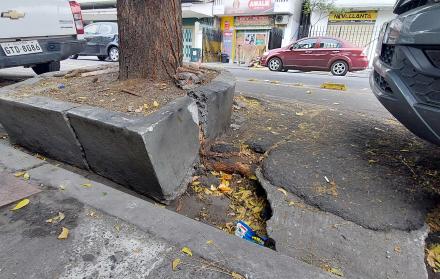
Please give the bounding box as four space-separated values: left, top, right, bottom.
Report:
383 18 403 44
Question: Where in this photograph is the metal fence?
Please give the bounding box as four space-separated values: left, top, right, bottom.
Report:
298 24 382 65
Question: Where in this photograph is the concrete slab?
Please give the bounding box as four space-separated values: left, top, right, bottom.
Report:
67 96 200 201
262 140 436 231
257 169 429 279
0 143 46 171
0 190 230 279
0 96 88 169
26 163 333 279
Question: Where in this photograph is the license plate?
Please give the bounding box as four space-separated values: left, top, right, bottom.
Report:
1 40 43 56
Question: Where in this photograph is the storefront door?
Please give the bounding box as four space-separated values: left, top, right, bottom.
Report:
235 30 268 64
183 28 193 62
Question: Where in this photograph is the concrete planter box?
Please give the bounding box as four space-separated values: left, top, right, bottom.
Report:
0 67 235 201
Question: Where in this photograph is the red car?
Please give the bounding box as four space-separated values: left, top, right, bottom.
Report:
260 36 369 76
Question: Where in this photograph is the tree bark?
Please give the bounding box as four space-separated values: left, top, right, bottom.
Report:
117 0 183 81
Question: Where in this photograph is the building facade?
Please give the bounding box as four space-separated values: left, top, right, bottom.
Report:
300 0 397 62
213 0 304 64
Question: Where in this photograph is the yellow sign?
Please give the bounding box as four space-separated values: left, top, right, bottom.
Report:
329 10 378 22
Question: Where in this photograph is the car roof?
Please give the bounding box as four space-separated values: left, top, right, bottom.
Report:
299 36 357 48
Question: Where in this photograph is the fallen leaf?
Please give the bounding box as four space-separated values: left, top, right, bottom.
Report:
295 112 304 116
427 244 440 272
231 272 246 279
172 258 181 271
10 199 30 211
248 175 257 180
210 171 220 176
58 227 69 240
81 183 93 188
277 188 287 196
192 181 201 186
306 90 312 94
153 101 159 108
59 185 66 191
206 240 214 245
46 212 65 224
114 223 121 232
394 245 401 254
23 173 30 181
134 106 143 113
14 171 26 177
330 267 344 277
143 103 149 109
218 184 232 193
181 247 192 257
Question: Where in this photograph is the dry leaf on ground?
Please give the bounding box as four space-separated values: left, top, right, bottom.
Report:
181 247 193 257
172 258 181 271
81 183 93 188
10 199 30 211
58 227 69 240
427 244 440 272
23 173 30 181
46 212 65 224
277 188 287 196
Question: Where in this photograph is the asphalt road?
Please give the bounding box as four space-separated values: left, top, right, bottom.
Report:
0 58 388 119
224 66 390 118
0 57 109 84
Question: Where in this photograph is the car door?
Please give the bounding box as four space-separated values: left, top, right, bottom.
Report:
284 38 319 69
83 24 101 55
315 38 343 69
97 23 115 55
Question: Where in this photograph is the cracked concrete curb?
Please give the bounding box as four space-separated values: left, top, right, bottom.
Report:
0 143 334 279
256 168 429 279
0 65 234 202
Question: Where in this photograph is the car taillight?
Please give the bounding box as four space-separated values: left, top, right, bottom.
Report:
69 1 84 35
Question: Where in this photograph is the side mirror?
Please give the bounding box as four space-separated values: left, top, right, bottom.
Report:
290 44 297 50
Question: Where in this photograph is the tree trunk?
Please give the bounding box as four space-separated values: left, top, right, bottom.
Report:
117 0 183 81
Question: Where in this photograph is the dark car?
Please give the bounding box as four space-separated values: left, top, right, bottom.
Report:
71 22 119 62
260 36 369 76
371 0 440 145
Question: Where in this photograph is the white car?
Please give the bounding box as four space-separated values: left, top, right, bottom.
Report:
0 0 86 74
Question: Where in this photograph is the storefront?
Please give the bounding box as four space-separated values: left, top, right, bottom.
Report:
215 0 303 64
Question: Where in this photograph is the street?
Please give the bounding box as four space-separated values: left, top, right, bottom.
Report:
0 58 439 279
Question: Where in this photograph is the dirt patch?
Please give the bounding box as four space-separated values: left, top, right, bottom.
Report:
15 66 218 116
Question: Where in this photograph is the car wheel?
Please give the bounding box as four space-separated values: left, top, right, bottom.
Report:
32 61 61 75
268 57 282 71
108 46 119 62
97 55 107 61
331 60 348 76
70 54 78 59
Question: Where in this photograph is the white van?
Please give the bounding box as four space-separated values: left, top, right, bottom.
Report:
0 0 86 74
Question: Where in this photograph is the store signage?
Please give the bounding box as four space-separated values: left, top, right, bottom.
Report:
329 10 378 22
224 0 274 15
235 15 273 27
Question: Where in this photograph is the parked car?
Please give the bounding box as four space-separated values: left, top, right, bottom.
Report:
71 22 119 62
0 0 85 75
371 0 440 146
260 36 369 76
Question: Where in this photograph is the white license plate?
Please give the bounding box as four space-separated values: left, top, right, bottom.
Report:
1 40 43 56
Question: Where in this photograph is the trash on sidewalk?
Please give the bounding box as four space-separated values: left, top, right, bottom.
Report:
235 220 276 250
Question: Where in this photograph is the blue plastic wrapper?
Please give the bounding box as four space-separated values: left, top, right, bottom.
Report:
235 221 271 247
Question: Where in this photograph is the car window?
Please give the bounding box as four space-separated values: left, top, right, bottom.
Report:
294 39 318 49
319 38 342 48
84 24 99 35
99 24 113 35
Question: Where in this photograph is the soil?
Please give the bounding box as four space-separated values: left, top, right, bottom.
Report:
15 66 218 116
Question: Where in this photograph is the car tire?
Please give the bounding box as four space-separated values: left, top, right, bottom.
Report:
97 55 107 61
331 60 349 76
32 61 61 75
108 46 119 62
268 57 282 71
70 54 79 59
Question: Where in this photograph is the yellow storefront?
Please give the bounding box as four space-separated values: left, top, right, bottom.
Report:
326 10 378 47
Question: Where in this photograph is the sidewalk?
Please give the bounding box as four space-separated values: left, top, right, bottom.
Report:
0 132 332 278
